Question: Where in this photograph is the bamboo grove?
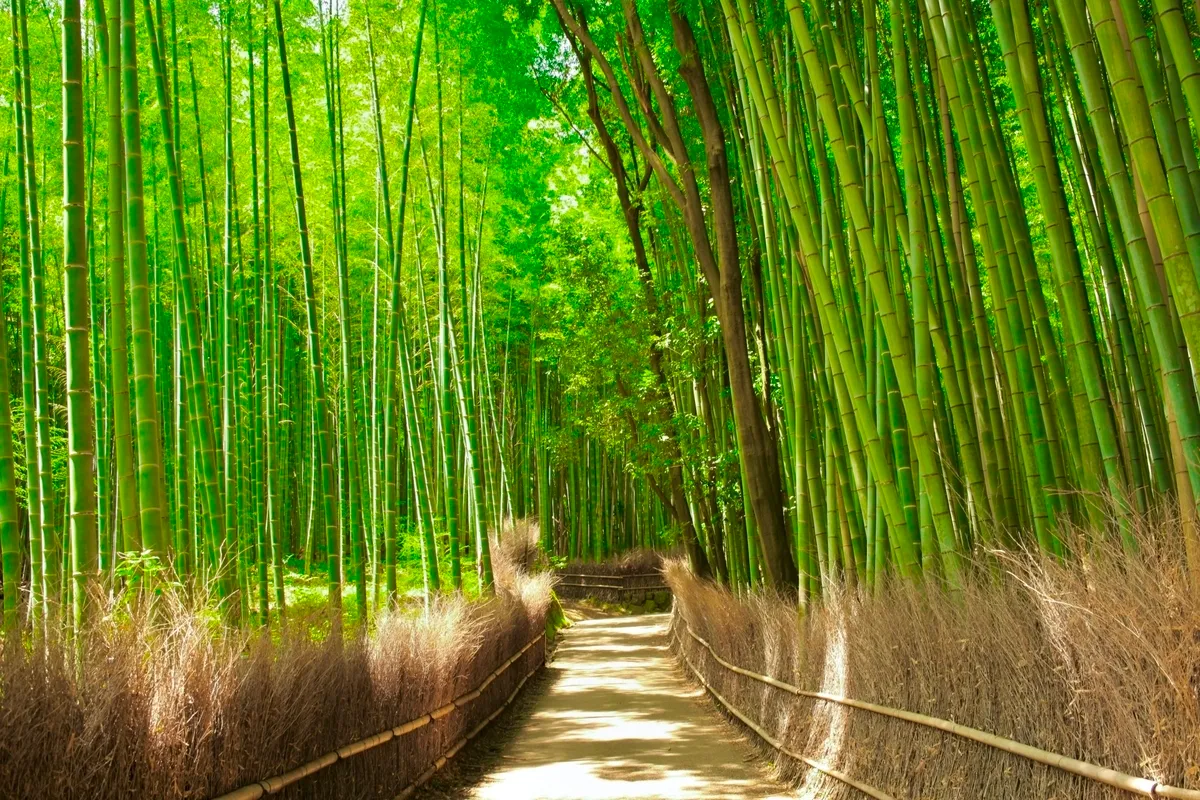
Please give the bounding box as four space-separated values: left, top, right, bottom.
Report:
534 0 1200 601
0 0 666 635
9 0 1200 638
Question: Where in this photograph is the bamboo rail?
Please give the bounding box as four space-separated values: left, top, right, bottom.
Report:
676 636 894 800
674 616 1200 800
554 571 670 597
555 572 664 579
212 631 546 800
554 581 669 591
393 647 543 799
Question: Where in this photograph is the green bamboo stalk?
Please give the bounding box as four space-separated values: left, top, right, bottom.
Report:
139 0 229 597
63 0 98 628
261 0 284 616
0 157 19 630
8 0 39 624
120 0 170 561
318 5 366 619
273 0 342 623
18 0 62 615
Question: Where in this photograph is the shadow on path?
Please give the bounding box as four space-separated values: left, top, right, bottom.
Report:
420 613 789 800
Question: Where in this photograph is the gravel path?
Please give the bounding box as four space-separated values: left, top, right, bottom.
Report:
422 613 789 800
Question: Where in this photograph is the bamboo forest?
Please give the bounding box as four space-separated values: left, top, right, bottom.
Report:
0 0 1199 795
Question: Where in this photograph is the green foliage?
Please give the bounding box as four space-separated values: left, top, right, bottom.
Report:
113 550 172 584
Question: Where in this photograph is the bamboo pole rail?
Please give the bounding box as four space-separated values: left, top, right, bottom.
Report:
674 616 1200 800
393 649 543 799
554 581 669 591
555 572 664 580
553 572 670 597
676 637 895 800
212 631 546 800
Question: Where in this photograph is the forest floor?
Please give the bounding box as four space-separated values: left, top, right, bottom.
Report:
418 611 790 799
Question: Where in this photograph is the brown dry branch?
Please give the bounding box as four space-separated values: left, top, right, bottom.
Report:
666 524 1200 799
0 567 551 799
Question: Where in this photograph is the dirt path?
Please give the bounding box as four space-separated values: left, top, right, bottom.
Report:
446 613 790 800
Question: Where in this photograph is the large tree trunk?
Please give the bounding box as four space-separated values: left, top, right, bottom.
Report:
669 5 796 588
573 38 714 579
550 0 795 588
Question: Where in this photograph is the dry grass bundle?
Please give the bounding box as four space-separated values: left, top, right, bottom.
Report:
0 571 552 799
492 518 544 584
667 529 1200 799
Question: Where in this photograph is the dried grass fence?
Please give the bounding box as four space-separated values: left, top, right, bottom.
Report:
666 533 1200 799
0 573 552 799
218 628 546 800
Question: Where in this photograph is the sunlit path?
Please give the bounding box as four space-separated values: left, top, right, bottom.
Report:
463 614 788 800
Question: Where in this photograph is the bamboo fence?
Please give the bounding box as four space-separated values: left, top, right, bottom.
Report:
212 631 546 800
672 615 1200 800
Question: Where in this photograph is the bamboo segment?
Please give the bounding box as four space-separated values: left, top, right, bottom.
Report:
258 752 337 794
335 729 393 760
393 715 431 737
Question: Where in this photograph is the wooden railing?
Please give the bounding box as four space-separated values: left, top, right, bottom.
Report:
554 571 670 603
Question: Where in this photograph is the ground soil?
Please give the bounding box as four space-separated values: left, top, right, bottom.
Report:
416 611 790 800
